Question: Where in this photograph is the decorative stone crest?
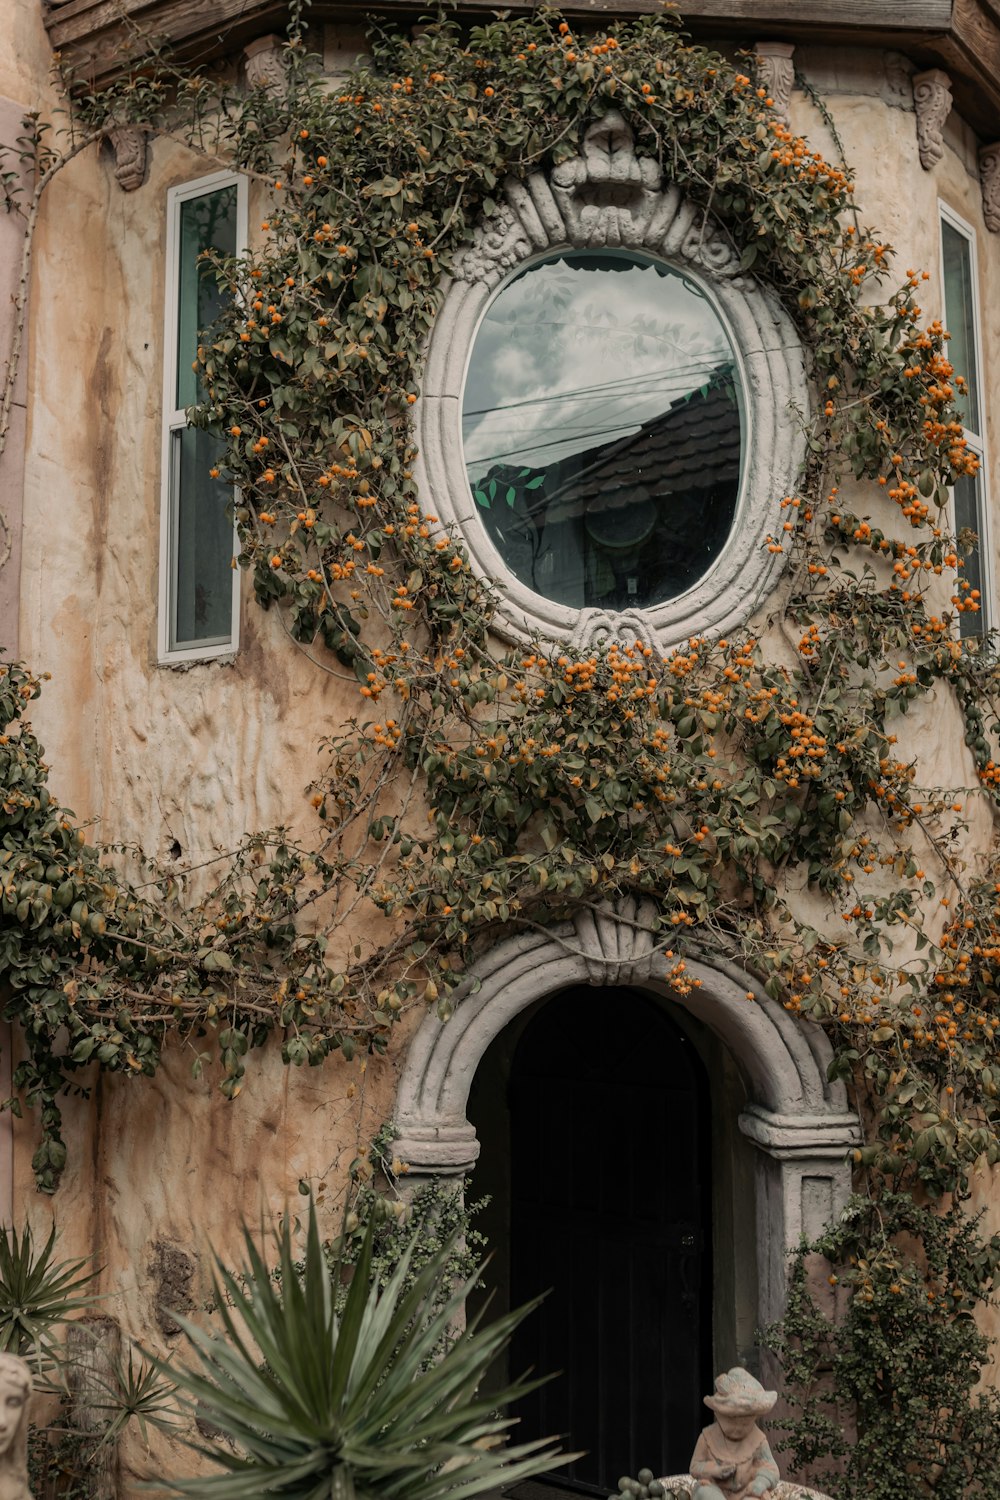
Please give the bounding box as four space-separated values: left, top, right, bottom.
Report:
912 68 952 168
754 42 795 128
457 112 742 288
243 34 286 96
979 143 1000 233
416 110 806 658
105 125 147 192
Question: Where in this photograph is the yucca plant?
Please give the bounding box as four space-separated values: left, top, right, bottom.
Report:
84 1343 180 1445
157 1197 568 1499
0 1223 98 1374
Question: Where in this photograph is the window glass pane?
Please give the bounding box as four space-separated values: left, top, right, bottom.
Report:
953 469 986 638
941 220 980 434
176 185 239 410
462 252 743 612
170 426 234 648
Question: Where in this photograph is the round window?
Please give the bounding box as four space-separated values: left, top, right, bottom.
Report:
461 251 745 614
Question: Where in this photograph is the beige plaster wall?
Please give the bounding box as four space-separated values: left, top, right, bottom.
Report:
6 27 1000 1483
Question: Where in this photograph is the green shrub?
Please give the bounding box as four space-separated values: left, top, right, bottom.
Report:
764 1194 1000 1499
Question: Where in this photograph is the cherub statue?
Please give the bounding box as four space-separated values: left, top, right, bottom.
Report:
0 1353 33 1500
689 1367 780 1500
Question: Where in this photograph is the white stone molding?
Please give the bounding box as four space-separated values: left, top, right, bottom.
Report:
979 143 1000 233
243 34 286 95
755 42 795 127
912 68 952 169
105 125 147 192
416 111 807 657
394 904 860 1323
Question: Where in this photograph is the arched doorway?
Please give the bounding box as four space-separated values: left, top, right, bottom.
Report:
488 985 712 1489
393 906 861 1451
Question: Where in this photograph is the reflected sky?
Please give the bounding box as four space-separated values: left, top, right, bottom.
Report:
462 253 734 483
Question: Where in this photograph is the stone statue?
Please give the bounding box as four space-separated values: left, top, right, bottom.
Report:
689 1368 779 1500
0 1355 32 1500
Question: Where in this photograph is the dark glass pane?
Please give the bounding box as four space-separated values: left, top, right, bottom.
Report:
171 427 234 647
176 185 239 410
941 220 980 434
954 469 985 638
462 252 743 611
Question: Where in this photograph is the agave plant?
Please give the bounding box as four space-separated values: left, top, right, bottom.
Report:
157 1197 568 1499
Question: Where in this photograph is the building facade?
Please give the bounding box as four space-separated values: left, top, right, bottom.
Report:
3 1 1000 1492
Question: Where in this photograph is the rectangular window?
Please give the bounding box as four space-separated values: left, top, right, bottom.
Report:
159 172 247 661
939 205 992 639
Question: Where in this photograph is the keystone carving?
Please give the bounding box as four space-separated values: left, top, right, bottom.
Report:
979 143 1000 232
754 41 795 127
573 897 659 986
912 68 952 168
106 125 146 192
243 34 286 95
569 608 657 655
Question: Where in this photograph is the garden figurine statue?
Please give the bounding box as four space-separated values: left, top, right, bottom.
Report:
0 1353 33 1500
688 1367 779 1500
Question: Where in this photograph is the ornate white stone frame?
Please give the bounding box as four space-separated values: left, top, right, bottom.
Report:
416 111 808 655
395 902 860 1325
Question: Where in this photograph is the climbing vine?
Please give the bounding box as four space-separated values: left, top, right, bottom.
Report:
6 15 1000 1475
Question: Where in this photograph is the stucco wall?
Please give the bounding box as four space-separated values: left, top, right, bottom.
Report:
5 18 1000 1485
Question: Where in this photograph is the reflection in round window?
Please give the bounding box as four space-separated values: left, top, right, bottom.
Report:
461 252 744 613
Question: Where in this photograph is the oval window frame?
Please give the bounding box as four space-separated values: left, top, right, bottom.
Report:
416 112 807 653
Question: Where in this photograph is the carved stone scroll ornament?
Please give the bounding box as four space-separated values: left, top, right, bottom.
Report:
0 1352 32 1500
754 41 795 128
105 125 147 192
979 143 1000 233
417 109 806 657
243 34 286 96
912 68 952 168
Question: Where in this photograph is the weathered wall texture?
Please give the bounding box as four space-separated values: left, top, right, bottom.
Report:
4 16 1000 1484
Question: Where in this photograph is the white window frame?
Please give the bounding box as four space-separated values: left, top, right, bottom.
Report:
158 169 248 665
938 200 994 639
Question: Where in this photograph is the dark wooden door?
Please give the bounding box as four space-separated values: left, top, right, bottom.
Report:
508 987 711 1493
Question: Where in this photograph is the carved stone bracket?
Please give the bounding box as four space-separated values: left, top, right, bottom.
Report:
105 125 147 192
755 41 795 128
416 110 806 657
883 52 915 109
243 34 286 95
913 68 952 168
980 143 1000 232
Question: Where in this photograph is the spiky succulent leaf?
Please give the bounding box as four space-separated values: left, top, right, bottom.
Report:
153 1198 569 1498
0 1222 98 1371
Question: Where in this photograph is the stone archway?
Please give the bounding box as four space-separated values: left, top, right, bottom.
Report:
394 900 860 1327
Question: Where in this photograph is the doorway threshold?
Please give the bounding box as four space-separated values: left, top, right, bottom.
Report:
498 1481 612 1500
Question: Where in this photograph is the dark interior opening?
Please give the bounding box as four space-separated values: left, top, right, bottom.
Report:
467 985 713 1494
